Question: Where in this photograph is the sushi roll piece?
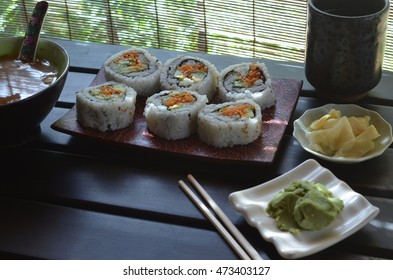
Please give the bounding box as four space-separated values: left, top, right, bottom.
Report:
104 48 162 97
76 81 137 132
160 55 218 101
197 100 262 148
218 62 275 110
144 90 208 140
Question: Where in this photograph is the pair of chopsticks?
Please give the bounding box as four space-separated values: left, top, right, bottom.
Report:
178 174 262 260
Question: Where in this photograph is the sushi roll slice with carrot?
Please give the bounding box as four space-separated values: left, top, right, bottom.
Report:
144 90 208 140
217 62 275 110
76 82 137 132
197 100 262 148
160 55 218 101
104 48 162 96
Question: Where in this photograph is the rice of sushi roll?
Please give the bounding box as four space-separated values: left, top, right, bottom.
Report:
104 48 162 97
76 81 137 132
197 100 262 148
144 90 208 140
217 62 275 110
160 55 218 101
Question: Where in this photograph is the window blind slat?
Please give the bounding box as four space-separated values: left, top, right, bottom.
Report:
1 0 392 71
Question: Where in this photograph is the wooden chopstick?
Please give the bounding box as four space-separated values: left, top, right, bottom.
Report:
178 180 251 260
186 174 262 260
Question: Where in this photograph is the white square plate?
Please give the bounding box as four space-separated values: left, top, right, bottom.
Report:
228 159 379 259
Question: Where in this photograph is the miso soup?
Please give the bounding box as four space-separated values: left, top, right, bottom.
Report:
0 55 58 105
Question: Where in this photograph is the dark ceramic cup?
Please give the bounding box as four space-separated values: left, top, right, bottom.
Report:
305 0 389 102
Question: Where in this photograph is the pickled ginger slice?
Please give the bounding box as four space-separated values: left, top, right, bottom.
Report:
336 124 380 157
309 109 341 130
308 116 355 156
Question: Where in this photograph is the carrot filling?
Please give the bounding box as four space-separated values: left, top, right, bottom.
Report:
99 85 122 96
174 63 208 86
88 84 125 100
234 64 265 88
219 104 255 118
113 50 148 73
115 51 140 65
164 92 195 109
178 64 207 78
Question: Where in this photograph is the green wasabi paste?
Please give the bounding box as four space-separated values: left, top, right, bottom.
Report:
266 181 344 235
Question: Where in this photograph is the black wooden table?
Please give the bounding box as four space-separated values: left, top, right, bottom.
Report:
1 39 393 260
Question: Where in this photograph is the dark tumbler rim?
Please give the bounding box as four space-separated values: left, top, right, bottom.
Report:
308 0 390 19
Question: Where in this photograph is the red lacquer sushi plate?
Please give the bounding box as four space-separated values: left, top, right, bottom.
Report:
52 68 302 165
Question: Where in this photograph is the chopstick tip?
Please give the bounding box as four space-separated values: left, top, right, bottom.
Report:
178 179 185 185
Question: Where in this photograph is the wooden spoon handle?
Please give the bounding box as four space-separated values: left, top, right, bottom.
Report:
19 1 49 63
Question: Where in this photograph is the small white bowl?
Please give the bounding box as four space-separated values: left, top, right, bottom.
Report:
293 104 393 163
